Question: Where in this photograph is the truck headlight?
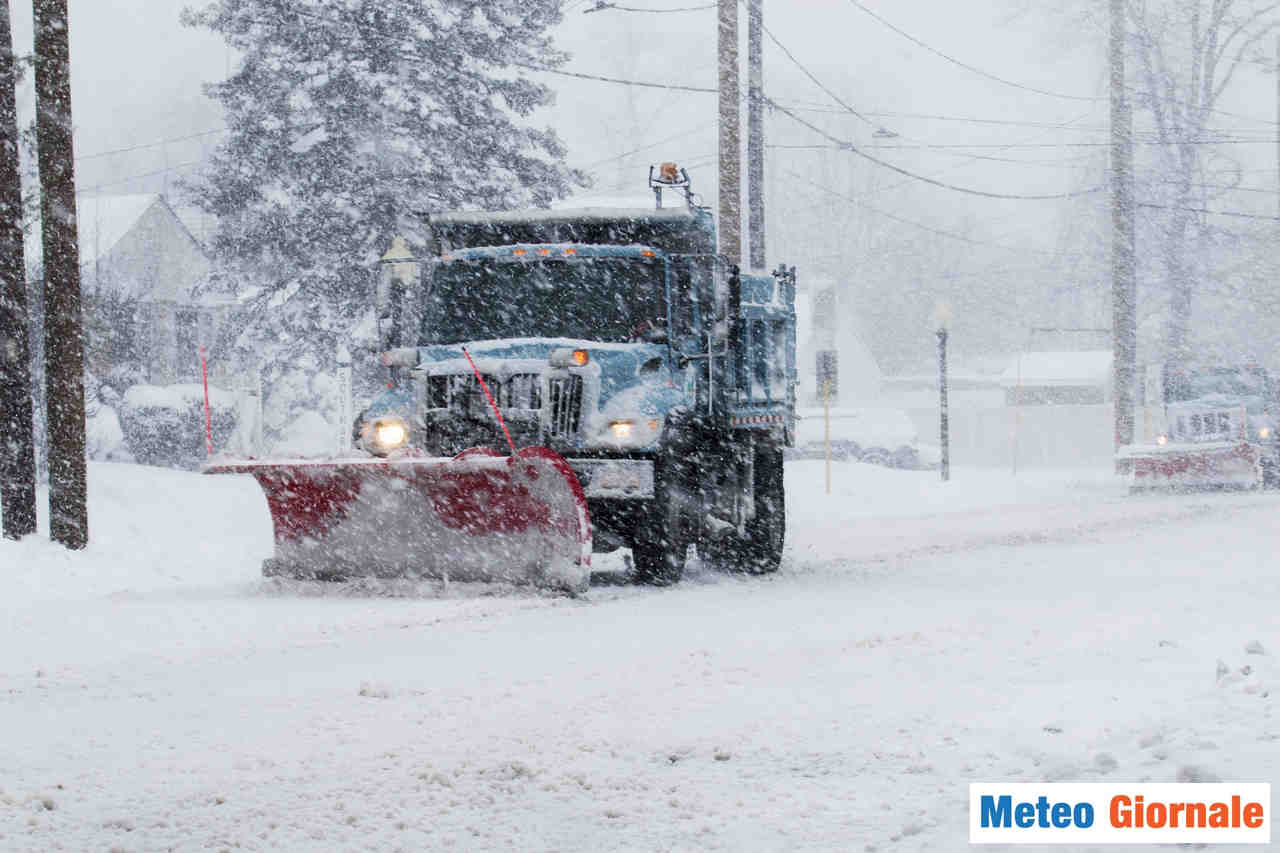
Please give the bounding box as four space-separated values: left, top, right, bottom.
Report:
610 420 634 440
363 416 409 456
1156 434 1168 446
1259 426 1272 440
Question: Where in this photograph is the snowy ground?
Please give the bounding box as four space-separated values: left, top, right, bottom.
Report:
0 460 1277 851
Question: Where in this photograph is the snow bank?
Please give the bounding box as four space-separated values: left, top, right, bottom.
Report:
269 410 336 457
793 406 937 468
0 462 270 603
123 383 239 411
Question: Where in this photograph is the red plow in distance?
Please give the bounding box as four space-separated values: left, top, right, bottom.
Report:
204 446 592 593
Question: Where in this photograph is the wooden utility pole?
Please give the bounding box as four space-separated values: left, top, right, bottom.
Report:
937 328 949 482
717 0 741 262
747 0 765 271
1110 0 1136 459
0 0 35 539
34 0 87 549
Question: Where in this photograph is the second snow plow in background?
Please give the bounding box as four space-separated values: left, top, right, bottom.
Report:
1120 365 1279 491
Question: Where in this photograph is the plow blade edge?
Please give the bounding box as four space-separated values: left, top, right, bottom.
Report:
205 447 592 591
1123 441 1262 490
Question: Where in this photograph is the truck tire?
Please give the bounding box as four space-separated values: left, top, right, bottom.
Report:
701 440 785 575
631 454 692 585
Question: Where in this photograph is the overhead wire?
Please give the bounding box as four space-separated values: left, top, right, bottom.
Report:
779 165 1086 258
584 1 716 11
842 0 1099 102
77 128 227 162
767 97 1102 200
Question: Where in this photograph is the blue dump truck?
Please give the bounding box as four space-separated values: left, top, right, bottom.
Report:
208 166 797 591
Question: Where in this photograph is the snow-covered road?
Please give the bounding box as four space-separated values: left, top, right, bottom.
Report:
1 461 1277 851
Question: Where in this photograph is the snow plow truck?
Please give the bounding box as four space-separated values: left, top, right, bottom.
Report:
207 165 797 592
1119 363 1279 491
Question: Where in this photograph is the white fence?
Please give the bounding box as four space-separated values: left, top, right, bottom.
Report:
905 404 1154 470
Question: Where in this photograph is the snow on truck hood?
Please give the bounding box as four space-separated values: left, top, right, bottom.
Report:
415 338 674 406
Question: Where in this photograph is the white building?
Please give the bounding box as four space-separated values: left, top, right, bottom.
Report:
795 277 881 405
28 194 237 385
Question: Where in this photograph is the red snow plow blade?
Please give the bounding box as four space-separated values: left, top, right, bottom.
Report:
204 446 592 592
1122 440 1262 490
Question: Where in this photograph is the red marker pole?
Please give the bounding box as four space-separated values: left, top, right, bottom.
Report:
200 346 213 455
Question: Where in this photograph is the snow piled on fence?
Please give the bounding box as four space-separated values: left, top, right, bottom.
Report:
122 383 240 411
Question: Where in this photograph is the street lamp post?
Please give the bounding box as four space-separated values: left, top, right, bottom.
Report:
933 302 952 482
378 235 420 352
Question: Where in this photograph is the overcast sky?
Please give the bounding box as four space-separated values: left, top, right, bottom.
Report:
8 1 1279 276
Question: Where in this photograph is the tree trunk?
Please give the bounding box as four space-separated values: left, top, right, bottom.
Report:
33 0 87 549
0 0 36 539
1163 201 1194 375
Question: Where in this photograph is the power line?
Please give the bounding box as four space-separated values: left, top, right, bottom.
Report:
768 98 1102 200
843 0 1099 102
778 103 1111 130
843 0 1279 129
76 128 226 163
1136 201 1280 221
780 166 1083 258
583 1 716 11
512 61 716 93
583 121 717 169
758 19 877 129
771 137 1276 150
520 63 1274 149
78 161 203 194
769 142 1096 168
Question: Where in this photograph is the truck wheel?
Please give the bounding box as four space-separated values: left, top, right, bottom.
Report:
741 442 785 573
700 440 785 575
631 455 692 586
1263 456 1278 489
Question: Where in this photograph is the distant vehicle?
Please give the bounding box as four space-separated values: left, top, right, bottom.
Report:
206 164 798 591
1120 364 1279 490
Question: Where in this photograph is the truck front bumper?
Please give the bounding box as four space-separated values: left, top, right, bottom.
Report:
568 458 655 499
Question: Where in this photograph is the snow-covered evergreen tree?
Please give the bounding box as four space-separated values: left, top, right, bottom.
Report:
181 0 586 446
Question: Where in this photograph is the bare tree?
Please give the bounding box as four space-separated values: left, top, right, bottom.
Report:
1123 0 1278 368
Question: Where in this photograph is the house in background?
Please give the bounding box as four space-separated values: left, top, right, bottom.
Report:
1000 350 1113 405
28 193 238 386
794 278 882 406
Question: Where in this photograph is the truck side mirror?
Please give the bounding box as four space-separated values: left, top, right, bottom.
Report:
727 264 742 323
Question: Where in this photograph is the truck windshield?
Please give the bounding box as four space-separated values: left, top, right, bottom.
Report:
422 256 667 344
1167 367 1271 402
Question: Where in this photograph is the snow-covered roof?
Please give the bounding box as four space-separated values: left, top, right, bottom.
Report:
78 194 161 262
432 206 697 227
24 193 166 272
1000 350 1112 388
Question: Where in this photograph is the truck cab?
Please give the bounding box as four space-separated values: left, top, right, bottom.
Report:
356 166 797 584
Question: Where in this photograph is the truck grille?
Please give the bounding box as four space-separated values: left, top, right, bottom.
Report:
426 373 541 413
1172 410 1241 441
547 375 583 437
